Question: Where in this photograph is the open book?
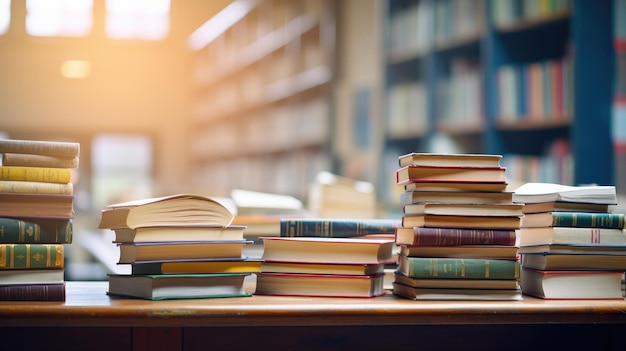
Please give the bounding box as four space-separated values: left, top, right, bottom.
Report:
512 183 617 204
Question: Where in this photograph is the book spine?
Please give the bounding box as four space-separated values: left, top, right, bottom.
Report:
402 257 520 280
280 219 399 237
2 153 79 169
551 212 625 229
0 139 79 157
0 166 71 184
0 244 64 269
0 180 73 195
0 283 65 301
0 218 73 244
409 227 516 246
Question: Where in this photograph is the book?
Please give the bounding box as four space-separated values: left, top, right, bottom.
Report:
522 201 611 214
398 152 503 168
401 190 514 205
260 237 395 264
0 180 73 195
107 273 251 300
517 244 626 254
520 268 624 299
397 255 520 280
517 227 626 246
396 165 507 185
279 218 399 238
98 194 235 230
520 252 626 270
131 259 262 275
0 192 74 219
512 182 617 205
404 202 523 217
0 139 80 157
117 241 249 264
1 244 64 269
392 283 522 301
0 166 72 184
260 261 386 275
113 225 246 243
399 245 519 260
231 215 281 236
0 268 64 285
404 181 509 192
230 188 304 215
254 272 386 298
0 217 73 244
1 153 79 168
393 272 520 290
401 214 522 230
520 212 625 229
395 226 517 246
0 282 66 301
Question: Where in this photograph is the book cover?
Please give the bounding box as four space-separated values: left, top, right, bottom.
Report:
398 153 502 168
521 201 610 214
392 283 522 301
0 217 73 244
400 190 513 205
0 192 74 219
520 268 624 299
0 139 80 157
0 166 72 184
131 259 262 275
279 218 399 238
0 268 65 285
1 153 79 169
259 261 386 276
0 282 66 301
520 212 625 229
520 251 626 270
517 243 626 254
393 272 520 290
400 245 519 260
255 272 386 298
0 244 64 269
0 180 74 195
397 255 520 280
403 202 523 217
117 240 250 264
518 227 626 246
395 226 517 246
403 181 509 192
396 165 507 185
401 214 522 230
512 182 617 205
113 225 245 243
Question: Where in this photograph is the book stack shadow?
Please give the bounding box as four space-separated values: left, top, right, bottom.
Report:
98 194 260 300
513 182 626 299
0 139 80 301
392 153 523 301
254 218 399 298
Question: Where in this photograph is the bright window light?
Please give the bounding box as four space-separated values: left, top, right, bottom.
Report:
26 0 92 37
0 0 9 35
60 60 91 79
188 0 258 51
105 0 170 40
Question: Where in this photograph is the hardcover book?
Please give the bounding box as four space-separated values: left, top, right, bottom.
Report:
259 261 386 276
517 227 626 246
398 152 503 168
0 166 72 184
399 245 519 260
520 268 624 299
400 190 513 205
397 255 520 280
396 165 507 185
0 282 66 301
520 251 626 270
395 226 517 246
0 193 74 219
521 201 611 214
0 217 73 244
130 259 262 275
117 241 250 264
0 180 73 195
401 214 522 230
0 139 80 158
392 283 522 301
512 182 617 205
404 181 509 193
1 244 64 269
1 153 79 169
520 212 625 229
254 272 386 298
0 268 64 285
403 202 523 217
393 272 520 290
279 218 399 238
113 225 246 243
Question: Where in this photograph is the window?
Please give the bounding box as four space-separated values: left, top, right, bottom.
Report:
25 0 92 37
0 0 9 35
105 0 169 40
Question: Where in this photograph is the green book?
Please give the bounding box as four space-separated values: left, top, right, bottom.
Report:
551 212 625 229
0 217 73 244
280 218 400 237
1 244 64 269
398 256 520 280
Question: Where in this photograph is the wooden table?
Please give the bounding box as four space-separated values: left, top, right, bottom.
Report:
1 281 625 351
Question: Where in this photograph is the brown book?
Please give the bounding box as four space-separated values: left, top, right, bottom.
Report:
398 153 502 168
395 226 517 246
520 252 626 270
260 261 386 275
0 192 74 219
117 241 249 264
255 272 386 298
399 245 519 260
401 190 513 205
396 165 507 185
0 139 79 158
404 181 509 193
522 201 610 214
401 214 521 230
404 202 523 216
113 225 246 243
1 153 79 169
393 272 520 290
0 282 66 301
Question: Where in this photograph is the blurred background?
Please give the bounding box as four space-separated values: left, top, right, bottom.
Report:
1 0 625 279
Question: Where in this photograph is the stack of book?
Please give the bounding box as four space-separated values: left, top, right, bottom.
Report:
0 138 80 301
392 152 523 300
98 194 259 300
255 218 399 297
513 182 626 299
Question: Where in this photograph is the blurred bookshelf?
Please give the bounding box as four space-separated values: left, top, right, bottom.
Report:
614 0 626 194
380 0 615 206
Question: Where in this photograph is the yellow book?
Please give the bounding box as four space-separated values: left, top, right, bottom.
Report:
0 166 72 184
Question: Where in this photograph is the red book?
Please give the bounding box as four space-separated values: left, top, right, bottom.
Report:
395 226 517 246
0 282 66 301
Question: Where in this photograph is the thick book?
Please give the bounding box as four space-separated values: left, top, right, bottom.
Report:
404 202 523 217
131 259 262 275
522 201 611 214
398 153 503 168
0 282 66 301
98 194 235 230
279 218 399 238
117 241 249 264
1 153 79 168
517 227 626 246
260 237 395 264
400 190 513 205
392 283 522 301
1 244 64 269
0 217 72 244
517 244 626 254
512 182 617 205
0 193 74 219
399 245 519 260
0 268 64 285
0 139 80 158
107 273 251 300
404 181 509 193
401 214 522 230
520 212 625 229
254 272 386 298
0 166 72 184
0 180 73 195
520 268 624 299
520 252 626 270
397 255 520 280
393 272 520 290
260 261 386 276
113 225 245 243
396 165 507 185
395 226 517 246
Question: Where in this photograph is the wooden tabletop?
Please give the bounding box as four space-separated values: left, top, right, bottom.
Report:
1 281 626 327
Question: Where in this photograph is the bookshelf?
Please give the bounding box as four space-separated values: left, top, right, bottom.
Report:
187 0 337 200
614 0 626 193
381 0 615 206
